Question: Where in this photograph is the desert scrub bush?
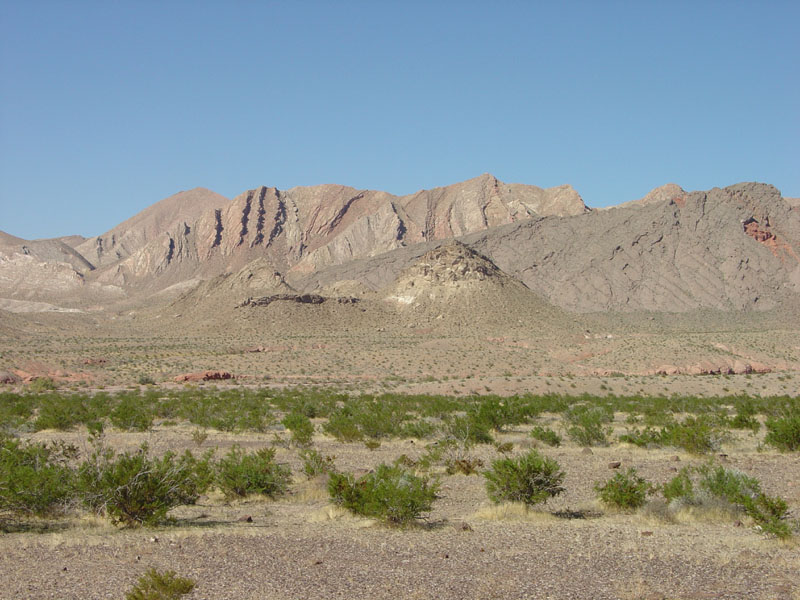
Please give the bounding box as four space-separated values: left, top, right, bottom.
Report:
322 397 410 442
618 427 663 448
126 568 195 600
446 415 493 445
78 444 213 527
483 450 565 507
529 425 561 447
621 416 723 454
764 415 800 451
281 412 314 447
323 411 364 442
0 439 78 518
328 463 439 526
0 393 35 433
445 455 484 475
564 404 612 447
216 446 291 499
663 463 793 539
729 397 760 432
28 377 57 393
136 374 156 386
398 419 437 439
660 416 723 454
299 449 336 479
594 467 654 511
110 395 154 432
34 393 92 431
468 396 529 433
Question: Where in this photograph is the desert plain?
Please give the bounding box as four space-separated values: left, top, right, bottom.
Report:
1 175 799 599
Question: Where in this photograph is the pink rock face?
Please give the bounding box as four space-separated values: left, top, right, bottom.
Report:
173 370 234 382
731 360 753 375
101 174 587 286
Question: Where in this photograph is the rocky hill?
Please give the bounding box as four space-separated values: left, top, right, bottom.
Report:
91 174 585 289
299 182 800 313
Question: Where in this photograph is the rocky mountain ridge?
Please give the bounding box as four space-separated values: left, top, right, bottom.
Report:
1 176 798 314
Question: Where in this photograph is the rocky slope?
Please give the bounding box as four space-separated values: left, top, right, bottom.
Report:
75 187 229 268
91 174 586 288
0 188 227 305
468 182 800 311
300 182 800 312
0 230 109 303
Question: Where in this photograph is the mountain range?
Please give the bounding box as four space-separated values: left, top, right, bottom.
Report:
1 174 799 315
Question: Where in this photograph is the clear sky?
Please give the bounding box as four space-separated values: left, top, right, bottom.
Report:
1 1 798 240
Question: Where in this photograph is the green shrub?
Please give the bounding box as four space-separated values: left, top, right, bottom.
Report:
483 450 565 506
595 467 654 510
299 449 336 479
764 415 800 451
0 393 35 433
564 405 612 447
29 377 57 393
663 463 793 539
0 439 78 517
323 412 364 442
216 446 291 499
468 397 528 433
618 427 663 448
730 398 760 432
328 464 439 525
322 397 408 442
78 444 212 526
136 375 156 386
661 416 722 454
126 568 195 600
446 415 493 446
530 425 561 447
662 468 694 503
110 395 154 432
281 412 314 447
34 394 90 431
398 420 437 439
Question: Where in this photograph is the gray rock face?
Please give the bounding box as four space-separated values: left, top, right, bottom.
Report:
300 182 800 313
467 182 800 311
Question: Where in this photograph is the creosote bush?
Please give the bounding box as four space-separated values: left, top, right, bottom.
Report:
663 463 793 539
79 443 213 527
619 416 723 454
328 463 439 526
483 450 565 507
281 412 314 447
595 467 654 511
564 405 612 447
530 425 561 447
299 449 336 479
216 446 292 499
764 415 800 452
125 568 195 600
0 438 78 518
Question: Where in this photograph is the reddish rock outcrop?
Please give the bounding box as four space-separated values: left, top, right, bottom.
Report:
82 358 107 365
0 370 20 384
173 370 234 382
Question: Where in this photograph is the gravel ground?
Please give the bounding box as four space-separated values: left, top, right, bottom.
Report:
2 429 799 599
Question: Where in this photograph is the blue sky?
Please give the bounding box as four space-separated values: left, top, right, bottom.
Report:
1 1 798 240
